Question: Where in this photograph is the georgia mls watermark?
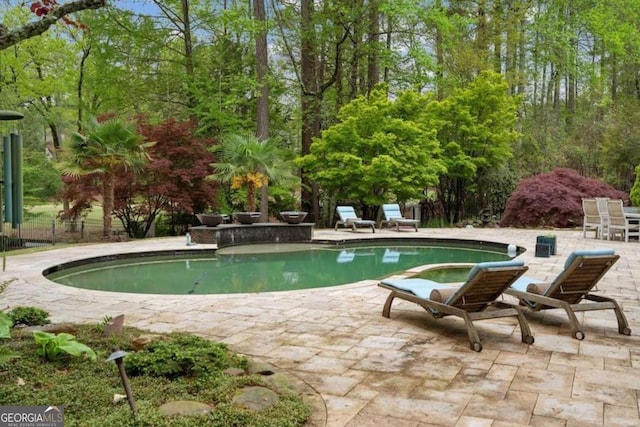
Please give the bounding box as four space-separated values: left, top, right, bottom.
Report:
0 406 64 427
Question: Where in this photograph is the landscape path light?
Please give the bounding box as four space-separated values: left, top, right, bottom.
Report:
106 347 137 416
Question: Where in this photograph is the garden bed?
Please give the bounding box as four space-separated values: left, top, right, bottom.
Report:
0 323 312 426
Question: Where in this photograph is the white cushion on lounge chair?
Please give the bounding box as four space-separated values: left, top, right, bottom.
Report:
380 278 456 300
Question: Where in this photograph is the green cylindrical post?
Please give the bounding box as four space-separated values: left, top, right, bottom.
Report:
0 110 24 271
10 133 23 228
3 135 12 225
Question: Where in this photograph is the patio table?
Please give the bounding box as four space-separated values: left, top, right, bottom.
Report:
622 208 640 241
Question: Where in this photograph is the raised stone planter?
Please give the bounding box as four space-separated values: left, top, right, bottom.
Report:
279 211 308 224
190 223 314 247
234 212 261 224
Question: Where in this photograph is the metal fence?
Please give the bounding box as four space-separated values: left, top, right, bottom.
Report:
1 215 128 251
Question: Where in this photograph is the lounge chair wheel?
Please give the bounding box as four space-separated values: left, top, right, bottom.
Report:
524 335 535 345
622 327 631 335
574 331 585 340
470 342 483 352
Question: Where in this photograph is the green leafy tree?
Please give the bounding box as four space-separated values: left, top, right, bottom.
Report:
23 150 63 202
74 9 173 119
297 86 445 217
0 6 79 150
629 165 640 207
209 133 295 213
57 117 153 239
601 101 640 191
425 71 520 223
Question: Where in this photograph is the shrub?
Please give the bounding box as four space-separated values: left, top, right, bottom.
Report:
8 306 50 326
125 334 247 379
500 168 628 228
630 164 640 206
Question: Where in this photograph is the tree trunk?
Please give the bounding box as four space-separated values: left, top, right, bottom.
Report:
505 1 517 94
254 0 270 222
475 0 488 67
349 9 361 99
566 3 576 126
181 0 197 117
102 173 114 240
366 0 380 95
492 1 502 73
77 43 91 132
300 0 319 222
48 123 61 151
246 183 256 212
434 0 444 99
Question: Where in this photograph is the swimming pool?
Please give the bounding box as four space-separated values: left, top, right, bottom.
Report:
44 241 515 295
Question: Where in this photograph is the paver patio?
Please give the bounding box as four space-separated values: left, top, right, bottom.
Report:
2 227 639 426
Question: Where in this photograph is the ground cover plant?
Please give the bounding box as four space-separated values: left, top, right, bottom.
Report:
7 306 51 326
0 324 310 426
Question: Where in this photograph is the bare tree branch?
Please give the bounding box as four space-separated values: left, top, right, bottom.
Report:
0 0 106 51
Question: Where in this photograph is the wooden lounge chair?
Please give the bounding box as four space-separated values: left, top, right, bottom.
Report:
505 249 631 340
334 206 376 233
380 203 419 231
379 260 534 352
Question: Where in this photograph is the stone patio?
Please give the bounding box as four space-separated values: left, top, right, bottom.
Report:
2 227 639 426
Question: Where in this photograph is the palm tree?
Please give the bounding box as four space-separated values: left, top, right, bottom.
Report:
58 117 153 239
209 133 295 216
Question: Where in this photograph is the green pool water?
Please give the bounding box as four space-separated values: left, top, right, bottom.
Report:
45 243 511 295
417 267 472 283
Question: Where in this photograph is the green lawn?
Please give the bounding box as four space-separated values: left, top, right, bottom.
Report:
26 203 104 221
